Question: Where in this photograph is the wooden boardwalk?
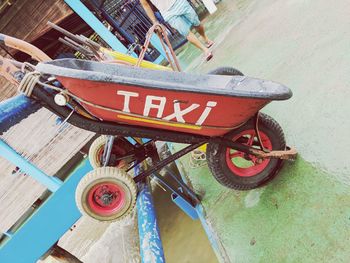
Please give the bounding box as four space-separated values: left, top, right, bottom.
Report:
0 89 93 232
0 84 139 262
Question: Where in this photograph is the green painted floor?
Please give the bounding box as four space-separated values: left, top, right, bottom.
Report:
166 0 350 262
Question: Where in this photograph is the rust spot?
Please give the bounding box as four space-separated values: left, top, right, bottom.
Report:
250 238 256 246
252 146 297 160
174 100 189 104
271 197 279 209
6 66 10 73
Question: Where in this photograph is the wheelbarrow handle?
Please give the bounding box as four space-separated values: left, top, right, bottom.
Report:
0 33 51 62
136 23 181 72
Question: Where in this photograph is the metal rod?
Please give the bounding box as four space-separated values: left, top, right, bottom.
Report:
75 35 104 60
63 0 129 53
79 35 101 50
102 135 114 166
134 142 205 183
58 38 91 58
48 21 85 46
136 179 165 263
63 37 94 56
152 171 198 206
163 166 199 204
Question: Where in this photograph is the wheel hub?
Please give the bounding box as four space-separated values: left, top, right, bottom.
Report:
87 182 125 216
99 192 116 206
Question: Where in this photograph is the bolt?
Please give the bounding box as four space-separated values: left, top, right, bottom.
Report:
101 193 114 205
256 158 263 164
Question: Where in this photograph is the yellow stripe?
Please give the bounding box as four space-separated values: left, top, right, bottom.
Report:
117 114 202 130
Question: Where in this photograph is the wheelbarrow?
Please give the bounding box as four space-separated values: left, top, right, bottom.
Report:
0 25 297 222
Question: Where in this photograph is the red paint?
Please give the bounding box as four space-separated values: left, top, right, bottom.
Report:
87 182 125 216
58 77 271 136
225 129 273 177
96 143 128 168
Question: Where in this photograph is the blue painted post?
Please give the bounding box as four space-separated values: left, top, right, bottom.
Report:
66 0 166 62
195 205 229 262
64 0 129 54
0 95 40 134
150 35 168 64
137 182 165 263
0 140 63 192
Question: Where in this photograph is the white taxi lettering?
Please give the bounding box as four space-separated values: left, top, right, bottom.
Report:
163 101 200 123
195 101 217 125
117 90 139 113
143 95 166 118
117 90 217 125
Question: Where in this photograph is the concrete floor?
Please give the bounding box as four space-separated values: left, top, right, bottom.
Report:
172 0 350 262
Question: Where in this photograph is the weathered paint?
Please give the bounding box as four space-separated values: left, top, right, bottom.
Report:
195 205 230 263
137 182 165 263
0 95 41 134
171 193 198 220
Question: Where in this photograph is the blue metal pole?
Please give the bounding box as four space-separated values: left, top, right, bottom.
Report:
64 0 129 54
195 205 229 262
0 95 40 134
150 35 168 63
136 161 165 263
0 140 62 192
0 159 91 263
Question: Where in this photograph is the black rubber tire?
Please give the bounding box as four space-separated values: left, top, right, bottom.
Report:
207 113 286 190
207 67 244 76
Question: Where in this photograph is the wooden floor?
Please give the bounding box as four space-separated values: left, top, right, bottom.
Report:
0 99 93 232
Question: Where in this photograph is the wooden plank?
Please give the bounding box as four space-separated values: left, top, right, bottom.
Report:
0 0 72 44
43 245 82 262
0 107 93 232
58 216 140 262
0 77 17 101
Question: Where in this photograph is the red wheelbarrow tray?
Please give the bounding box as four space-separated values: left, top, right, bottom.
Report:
36 59 292 137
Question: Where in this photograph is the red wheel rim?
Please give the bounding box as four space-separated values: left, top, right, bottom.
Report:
225 129 273 177
97 144 128 168
87 182 126 216
96 147 104 163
